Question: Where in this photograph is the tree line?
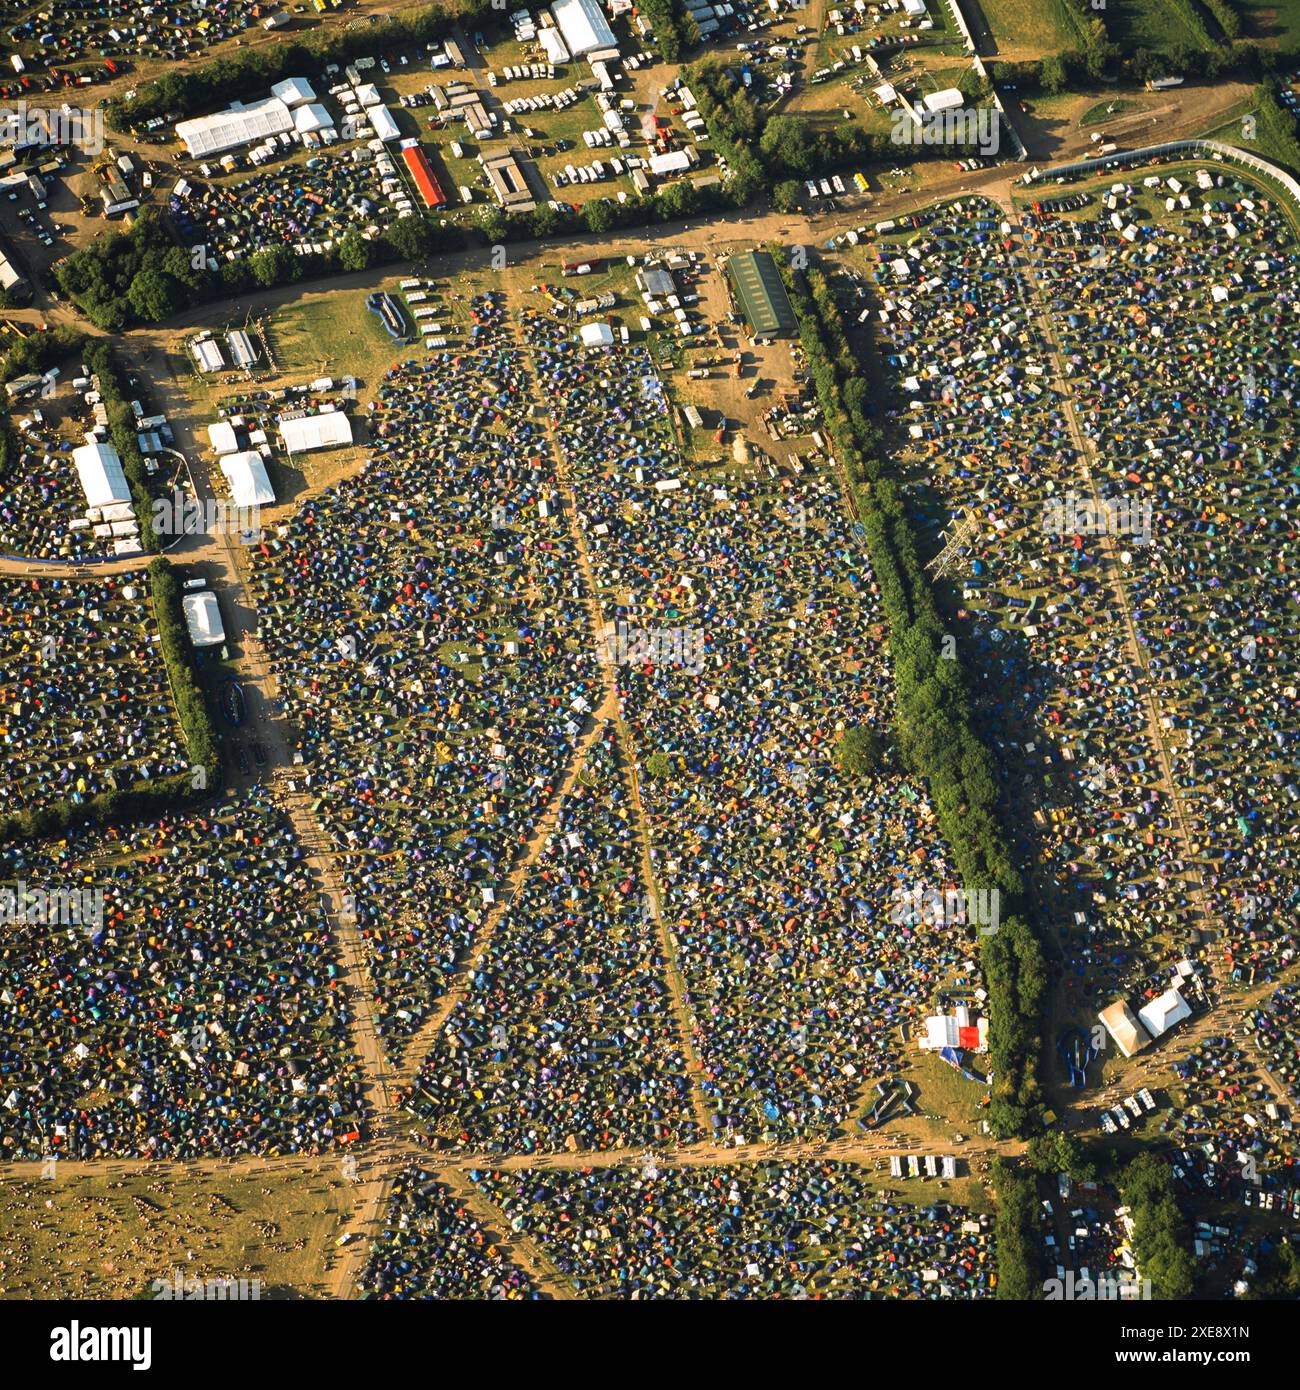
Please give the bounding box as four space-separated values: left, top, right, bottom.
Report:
778 252 1048 1140
1121 1153 1197 1299
993 38 1299 95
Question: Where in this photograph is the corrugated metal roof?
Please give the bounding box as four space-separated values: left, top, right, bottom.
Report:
726 250 796 338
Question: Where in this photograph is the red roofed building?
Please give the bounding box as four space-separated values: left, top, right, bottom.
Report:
401 144 446 209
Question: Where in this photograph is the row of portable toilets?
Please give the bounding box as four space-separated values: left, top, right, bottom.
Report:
890 1154 959 1179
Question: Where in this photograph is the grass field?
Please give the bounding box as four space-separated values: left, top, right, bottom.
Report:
976 0 1081 54
269 286 439 387
439 92 649 211
1107 0 1214 50
909 1049 993 1135
171 282 457 508
1236 0 1300 47
0 1163 351 1299
872 1174 996 1213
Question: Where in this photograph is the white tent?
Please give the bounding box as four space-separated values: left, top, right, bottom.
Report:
226 330 257 369
72 441 130 510
271 76 317 108
1138 988 1192 1041
648 149 691 177
922 1015 960 1050
294 103 335 135
182 592 226 648
219 450 275 507
176 97 293 157
551 0 617 56
579 322 615 348
538 25 570 62
278 412 353 453
353 82 382 108
922 87 965 114
1097 1000 1150 1058
0 245 23 292
208 421 239 454
193 338 225 373
367 105 400 142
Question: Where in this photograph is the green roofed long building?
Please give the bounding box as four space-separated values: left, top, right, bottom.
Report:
726 250 797 339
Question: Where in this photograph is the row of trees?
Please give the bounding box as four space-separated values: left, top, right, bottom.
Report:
780 254 1047 1139
0 415 13 498
683 62 767 204
995 39 1300 95
108 2 495 130
56 170 750 330
1204 0 1242 40
991 1160 1042 1299
0 560 220 844
148 558 221 781
0 323 87 385
1052 0 1109 51
1161 0 1217 49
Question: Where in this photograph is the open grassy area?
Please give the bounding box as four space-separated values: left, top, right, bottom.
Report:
0 1163 352 1299
977 0 1082 54
1107 0 1214 50
872 1174 996 1213
1236 0 1300 47
169 280 471 511
786 77 899 137
1014 156 1300 240
269 284 440 386
909 1049 993 1135
811 0 959 71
